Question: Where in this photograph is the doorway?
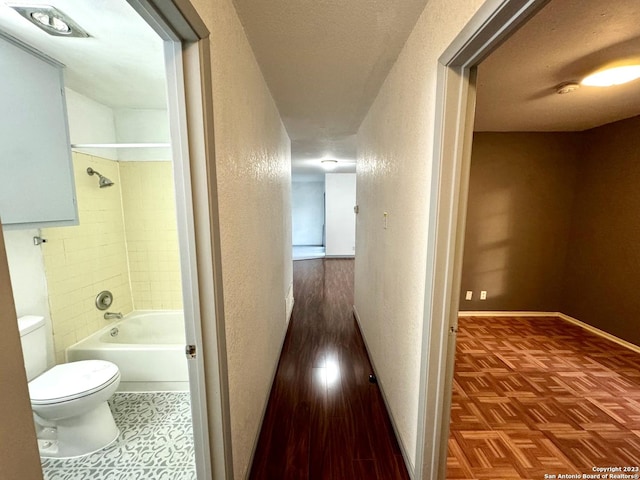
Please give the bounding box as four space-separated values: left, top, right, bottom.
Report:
418 0 640 478
0 0 230 478
414 1 550 478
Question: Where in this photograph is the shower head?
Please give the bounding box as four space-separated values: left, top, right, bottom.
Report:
86 167 114 188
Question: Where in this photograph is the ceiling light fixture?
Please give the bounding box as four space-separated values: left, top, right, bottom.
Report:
9 5 89 38
581 64 640 87
321 159 338 171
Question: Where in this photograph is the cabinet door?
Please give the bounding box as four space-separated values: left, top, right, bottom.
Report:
0 34 77 228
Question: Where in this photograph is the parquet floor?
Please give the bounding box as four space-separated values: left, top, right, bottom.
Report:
447 315 640 479
249 259 409 479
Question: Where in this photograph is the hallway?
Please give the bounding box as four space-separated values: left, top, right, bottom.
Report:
249 259 409 479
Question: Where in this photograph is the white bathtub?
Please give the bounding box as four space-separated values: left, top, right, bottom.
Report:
66 311 189 391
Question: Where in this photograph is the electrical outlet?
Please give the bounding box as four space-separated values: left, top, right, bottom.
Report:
465 291 473 300
480 290 487 300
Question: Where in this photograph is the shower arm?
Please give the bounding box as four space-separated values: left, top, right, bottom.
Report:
86 167 114 187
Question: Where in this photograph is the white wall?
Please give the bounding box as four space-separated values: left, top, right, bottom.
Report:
67 90 170 162
2 228 54 366
192 0 293 477
65 88 118 160
354 0 485 472
325 173 356 256
114 108 171 161
292 180 324 245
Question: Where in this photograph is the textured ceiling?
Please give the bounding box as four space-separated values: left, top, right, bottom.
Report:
6 0 636 164
0 0 165 109
475 0 640 132
232 0 429 174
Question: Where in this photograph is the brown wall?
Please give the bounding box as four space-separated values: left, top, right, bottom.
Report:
460 132 580 311
561 116 640 346
461 117 640 347
0 226 43 480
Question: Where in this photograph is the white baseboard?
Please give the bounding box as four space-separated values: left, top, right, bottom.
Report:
245 318 290 480
556 312 640 355
459 310 640 355
352 305 415 480
458 311 557 317
285 283 294 324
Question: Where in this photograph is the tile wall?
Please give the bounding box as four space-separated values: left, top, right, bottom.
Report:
120 162 182 310
42 153 133 363
41 153 181 363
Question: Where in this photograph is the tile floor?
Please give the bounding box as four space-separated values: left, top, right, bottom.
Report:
41 392 196 480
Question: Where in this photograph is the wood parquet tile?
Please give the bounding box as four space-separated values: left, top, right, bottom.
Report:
249 259 409 480
448 315 640 479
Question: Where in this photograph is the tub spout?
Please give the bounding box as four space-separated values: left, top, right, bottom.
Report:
104 311 123 320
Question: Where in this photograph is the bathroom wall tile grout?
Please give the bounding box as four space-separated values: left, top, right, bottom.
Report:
41 153 183 364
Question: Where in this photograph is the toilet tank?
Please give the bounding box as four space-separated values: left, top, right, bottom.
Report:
18 315 47 381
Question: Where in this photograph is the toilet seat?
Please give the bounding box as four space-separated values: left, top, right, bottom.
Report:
29 360 120 405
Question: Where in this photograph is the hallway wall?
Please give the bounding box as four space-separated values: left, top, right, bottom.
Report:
354 0 485 472
191 0 293 477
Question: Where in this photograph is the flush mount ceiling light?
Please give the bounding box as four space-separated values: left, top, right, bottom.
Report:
321 159 338 171
581 64 640 87
9 5 89 38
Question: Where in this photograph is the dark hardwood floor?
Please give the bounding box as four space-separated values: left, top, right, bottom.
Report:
249 259 409 479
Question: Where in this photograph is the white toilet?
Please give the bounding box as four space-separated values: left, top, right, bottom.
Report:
18 315 121 458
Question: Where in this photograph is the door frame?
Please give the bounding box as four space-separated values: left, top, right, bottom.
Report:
414 1 550 478
127 1 232 478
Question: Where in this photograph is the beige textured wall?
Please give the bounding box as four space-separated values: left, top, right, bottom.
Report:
460 133 580 311
42 153 134 363
354 0 485 470
191 0 293 477
0 225 43 480
119 161 182 310
562 116 640 346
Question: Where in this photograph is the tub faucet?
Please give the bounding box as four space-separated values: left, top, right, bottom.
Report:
104 312 123 320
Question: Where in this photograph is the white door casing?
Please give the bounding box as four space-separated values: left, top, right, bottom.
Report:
414 1 550 479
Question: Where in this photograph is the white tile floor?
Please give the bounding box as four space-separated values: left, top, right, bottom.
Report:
41 392 196 480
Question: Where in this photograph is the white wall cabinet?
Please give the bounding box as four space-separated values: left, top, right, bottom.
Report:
0 34 77 229
325 173 356 256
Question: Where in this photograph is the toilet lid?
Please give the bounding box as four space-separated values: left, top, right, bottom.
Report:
29 360 120 405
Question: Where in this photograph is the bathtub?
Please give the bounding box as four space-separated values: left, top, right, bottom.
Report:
66 311 189 391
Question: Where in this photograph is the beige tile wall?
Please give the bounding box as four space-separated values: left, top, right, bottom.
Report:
41 154 181 363
119 162 182 310
42 153 133 363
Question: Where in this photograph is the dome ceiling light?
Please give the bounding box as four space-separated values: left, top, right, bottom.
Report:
321 159 338 171
581 64 640 87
